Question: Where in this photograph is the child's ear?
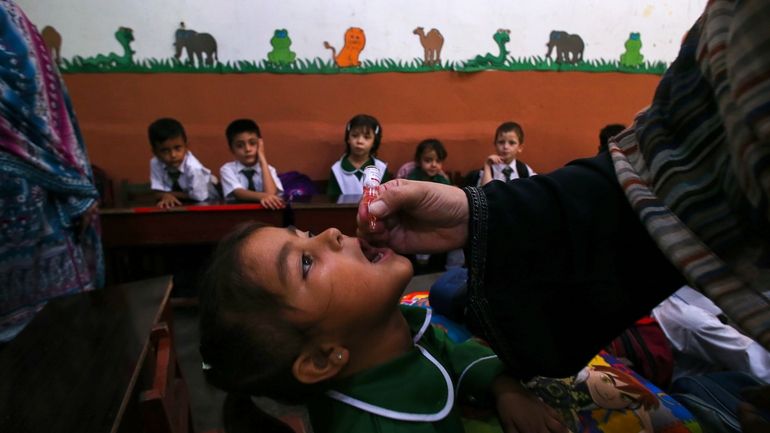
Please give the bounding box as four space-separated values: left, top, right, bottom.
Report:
292 345 348 384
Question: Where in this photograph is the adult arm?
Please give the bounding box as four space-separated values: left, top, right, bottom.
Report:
464 153 685 378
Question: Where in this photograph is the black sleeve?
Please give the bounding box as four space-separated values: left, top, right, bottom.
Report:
463 152 685 379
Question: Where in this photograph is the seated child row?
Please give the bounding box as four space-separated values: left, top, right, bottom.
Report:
148 114 536 209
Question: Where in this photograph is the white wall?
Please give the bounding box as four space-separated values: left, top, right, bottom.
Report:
18 0 706 64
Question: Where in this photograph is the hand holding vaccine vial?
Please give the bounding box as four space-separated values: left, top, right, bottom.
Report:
362 165 381 230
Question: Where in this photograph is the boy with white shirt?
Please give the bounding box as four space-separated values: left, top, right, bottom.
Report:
148 118 217 208
219 119 285 210
478 121 536 186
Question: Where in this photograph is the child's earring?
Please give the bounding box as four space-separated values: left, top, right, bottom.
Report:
336 352 343 361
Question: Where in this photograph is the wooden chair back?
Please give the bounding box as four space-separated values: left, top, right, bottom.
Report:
139 322 194 433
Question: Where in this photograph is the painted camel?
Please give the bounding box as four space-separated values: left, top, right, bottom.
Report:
413 27 444 66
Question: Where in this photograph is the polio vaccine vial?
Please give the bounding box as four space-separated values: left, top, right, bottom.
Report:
362 165 381 230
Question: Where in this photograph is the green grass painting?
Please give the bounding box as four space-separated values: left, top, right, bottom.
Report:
60 55 667 75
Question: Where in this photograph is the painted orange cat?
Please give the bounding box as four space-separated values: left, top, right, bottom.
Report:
323 27 366 67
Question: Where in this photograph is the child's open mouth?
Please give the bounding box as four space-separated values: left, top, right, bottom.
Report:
360 238 387 263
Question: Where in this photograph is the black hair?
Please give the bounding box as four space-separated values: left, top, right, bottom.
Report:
344 114 382 157
226 119 262 147
148 118 186 150
494 121 525 144
598 124 626 153
414 138 447 164
198 221 321 404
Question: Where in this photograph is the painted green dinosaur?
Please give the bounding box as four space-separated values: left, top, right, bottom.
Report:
465 29 511 68
80 27 135 68
267 29 296 65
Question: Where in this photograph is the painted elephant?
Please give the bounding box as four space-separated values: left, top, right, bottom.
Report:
174 28 218 67
545 31 584 65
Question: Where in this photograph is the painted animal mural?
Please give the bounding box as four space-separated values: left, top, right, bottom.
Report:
174 22 218 67
466 29 511 68
267 29 296 65
79 26 135 68
41 25 62 64
323 27 366 67
413 27 444 66
620 32 644 67
546 31 584 65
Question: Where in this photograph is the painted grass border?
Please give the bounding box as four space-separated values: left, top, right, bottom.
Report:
60 55 667 75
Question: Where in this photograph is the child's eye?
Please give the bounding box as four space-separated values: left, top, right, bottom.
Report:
301 254 313 278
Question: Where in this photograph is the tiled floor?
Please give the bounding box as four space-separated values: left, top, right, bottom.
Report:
173 272 444 432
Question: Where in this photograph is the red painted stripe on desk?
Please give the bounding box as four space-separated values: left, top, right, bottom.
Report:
131 203 266 213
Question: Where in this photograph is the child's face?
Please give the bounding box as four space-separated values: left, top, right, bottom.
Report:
494 131 522 164
230 132 261 166
419 149 444 177
241 226 412 336
153 136 188 169
347 127 375 159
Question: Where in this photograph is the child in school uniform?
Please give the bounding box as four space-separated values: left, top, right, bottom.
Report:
199 222 566 433
478 121 536 186
406 138 452 184
219 119 285 210
326 114 393 196
148 117 217 208
406 139 465 269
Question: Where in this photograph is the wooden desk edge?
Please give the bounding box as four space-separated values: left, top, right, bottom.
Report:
110 275 174 433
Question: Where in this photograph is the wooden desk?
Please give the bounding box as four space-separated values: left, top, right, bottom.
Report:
100 195 360 248
0 276 173 433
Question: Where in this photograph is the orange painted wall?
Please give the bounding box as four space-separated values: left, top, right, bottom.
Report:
63 71 661 184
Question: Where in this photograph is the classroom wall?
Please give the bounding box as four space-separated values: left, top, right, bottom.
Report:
20 0 704 64
65 71 660 183
20 0 691 186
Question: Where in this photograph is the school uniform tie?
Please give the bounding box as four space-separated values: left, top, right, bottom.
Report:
241 168 257 191
167 168 183 192
502 166 513 182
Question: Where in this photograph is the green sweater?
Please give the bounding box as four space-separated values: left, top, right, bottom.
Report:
307 306 505 433
406 167 451 185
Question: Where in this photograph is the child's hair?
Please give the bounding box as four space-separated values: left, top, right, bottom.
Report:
344 114 383 156
226 119 262 147
414 138 447 163
494 121 525 144
148 118 186 150
598 124 626 153
198 221 322 404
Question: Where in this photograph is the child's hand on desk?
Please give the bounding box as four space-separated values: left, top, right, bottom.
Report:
492 375 570 433
157 192 182 208
260 194 285 210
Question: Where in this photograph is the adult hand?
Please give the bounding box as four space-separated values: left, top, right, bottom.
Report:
260 194 285 210
356 179 469 254
493 375 570 433
157 193 181 208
